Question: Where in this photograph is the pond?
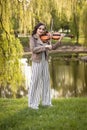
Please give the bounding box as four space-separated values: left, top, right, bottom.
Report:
24 53 87 98
49 54 87 98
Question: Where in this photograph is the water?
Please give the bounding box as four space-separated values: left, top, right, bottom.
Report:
24 54 87 98
49 55 87 98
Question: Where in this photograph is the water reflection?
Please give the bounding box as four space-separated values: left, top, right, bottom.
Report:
49 56 87 98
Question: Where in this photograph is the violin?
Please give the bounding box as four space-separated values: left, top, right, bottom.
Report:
40 32 74 42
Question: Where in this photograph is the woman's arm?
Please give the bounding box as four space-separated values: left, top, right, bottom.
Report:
52 34 64 50
29 37 46 53
52 41 61 50
45 34 64 50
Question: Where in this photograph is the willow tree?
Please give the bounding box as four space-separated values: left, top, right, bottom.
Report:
0 0 24 98
69 0 80 43
27 0 52 30
13 0 51 34
81 1 87 46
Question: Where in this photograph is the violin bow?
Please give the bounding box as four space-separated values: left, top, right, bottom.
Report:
50 18 53 45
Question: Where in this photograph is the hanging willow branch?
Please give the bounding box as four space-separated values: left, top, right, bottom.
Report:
0 0 10 41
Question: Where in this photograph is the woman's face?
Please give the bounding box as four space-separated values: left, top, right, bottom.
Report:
36 25 45 36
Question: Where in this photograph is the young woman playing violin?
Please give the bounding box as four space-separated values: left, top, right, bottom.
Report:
28 22 64 109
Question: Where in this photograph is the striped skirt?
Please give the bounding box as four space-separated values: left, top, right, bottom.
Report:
28 53 51 107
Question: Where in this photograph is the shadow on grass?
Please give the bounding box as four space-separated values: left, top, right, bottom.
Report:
0 101 57 130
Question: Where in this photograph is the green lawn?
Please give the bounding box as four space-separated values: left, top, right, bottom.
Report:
0 97 87 130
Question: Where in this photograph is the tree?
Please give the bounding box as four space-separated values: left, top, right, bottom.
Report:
81 1 87 46
0 0 24 98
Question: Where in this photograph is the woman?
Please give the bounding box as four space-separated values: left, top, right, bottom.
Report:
28 22 64 109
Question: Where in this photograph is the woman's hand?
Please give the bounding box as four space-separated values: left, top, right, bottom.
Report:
45 45 52 50
58 33 65 42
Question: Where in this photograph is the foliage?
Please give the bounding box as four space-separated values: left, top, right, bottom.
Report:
81 2 87 45
0 0 24 97
0 33 24 98
12 0 86 45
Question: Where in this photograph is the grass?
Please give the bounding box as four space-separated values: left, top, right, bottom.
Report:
0 97 87 130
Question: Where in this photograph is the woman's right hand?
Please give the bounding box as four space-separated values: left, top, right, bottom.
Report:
45 45 52 50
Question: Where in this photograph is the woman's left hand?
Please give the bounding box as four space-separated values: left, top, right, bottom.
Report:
58 33 65 42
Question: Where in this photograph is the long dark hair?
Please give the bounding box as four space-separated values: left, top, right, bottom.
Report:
32 22 46 36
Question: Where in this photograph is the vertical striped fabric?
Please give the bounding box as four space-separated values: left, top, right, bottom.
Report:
28 52 51 108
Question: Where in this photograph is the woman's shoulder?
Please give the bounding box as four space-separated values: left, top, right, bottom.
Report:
30 34 38 40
